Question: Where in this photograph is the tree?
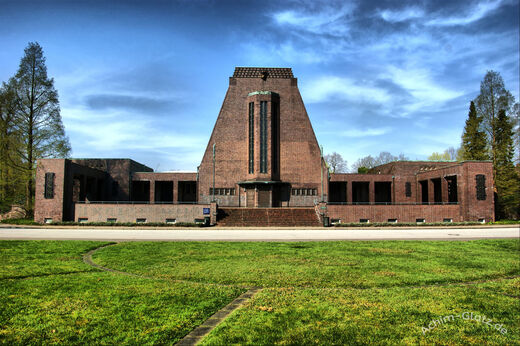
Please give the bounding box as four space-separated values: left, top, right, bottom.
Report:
428 147 460 161
494 109 520 219
351 151 408 173
474 71 515 177
324 152 347 173
0 82 25 211
10 42 71 211
461 101 488 160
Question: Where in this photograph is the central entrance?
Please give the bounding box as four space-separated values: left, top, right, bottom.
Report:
240 181 285 208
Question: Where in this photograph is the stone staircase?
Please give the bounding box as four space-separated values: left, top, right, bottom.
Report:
217 207 322 227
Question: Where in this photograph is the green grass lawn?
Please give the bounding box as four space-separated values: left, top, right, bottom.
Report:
1 239 519 344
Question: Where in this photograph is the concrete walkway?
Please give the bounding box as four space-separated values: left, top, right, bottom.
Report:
0 225 518 241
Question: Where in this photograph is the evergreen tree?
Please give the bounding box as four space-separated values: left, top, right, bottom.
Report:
474 71 515 178
461 101 488 160
494 109 520 219
0 82 24 211
11 42 71 211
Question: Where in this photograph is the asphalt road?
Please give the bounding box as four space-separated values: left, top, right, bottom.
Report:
0 226 518 241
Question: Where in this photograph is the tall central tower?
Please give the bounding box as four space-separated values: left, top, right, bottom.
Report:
198 67 325 207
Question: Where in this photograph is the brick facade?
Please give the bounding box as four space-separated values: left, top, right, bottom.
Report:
33 67 494 224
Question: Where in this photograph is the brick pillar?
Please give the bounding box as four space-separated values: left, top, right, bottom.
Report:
149 181 155 203
173 181 177 203
428 179 435 204
346 181 352 204
210 201 217 225
441 177 449 203
369 182 375 204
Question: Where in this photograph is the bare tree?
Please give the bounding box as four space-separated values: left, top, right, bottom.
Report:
324 152 348 173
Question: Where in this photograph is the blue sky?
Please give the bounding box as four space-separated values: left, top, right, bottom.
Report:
1 0 518 171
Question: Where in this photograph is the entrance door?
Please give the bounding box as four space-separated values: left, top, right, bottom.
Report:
257 186 270 207
246 188 255 207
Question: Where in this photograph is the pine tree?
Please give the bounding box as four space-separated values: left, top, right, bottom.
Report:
11 42 71 212
461 101 488 160
494 109 520 219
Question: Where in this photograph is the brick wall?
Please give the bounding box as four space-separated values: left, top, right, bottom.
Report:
197 68 324 206
74 203 212 223
326 204 462 223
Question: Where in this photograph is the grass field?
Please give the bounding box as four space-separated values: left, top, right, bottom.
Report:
1 239 519 344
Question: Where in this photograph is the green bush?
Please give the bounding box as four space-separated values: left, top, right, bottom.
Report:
48 221 205 227
333 221 484 227
0 218 39 225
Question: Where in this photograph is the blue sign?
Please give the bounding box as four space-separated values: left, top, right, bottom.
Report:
203 208 210 215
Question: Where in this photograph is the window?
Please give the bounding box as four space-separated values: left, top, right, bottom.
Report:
136 218 146 223
416 218 425 223
475 175 486 200
44 173 55 199
78 218 88 223
405 182 412 197
388 219 398 223
44 218 53 224
209 188 236 196
166 218 176 224
359 219 370 223
443 218 453 223
272 101 279 174
260 101 268 173
107 218 117 223
248 102 254 174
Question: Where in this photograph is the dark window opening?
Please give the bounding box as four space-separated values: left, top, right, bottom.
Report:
44 172 55 199
155 181 173 202
352 182 369 204
96 179 104 201
86 177 98 201
112 181 119 197
178 181 197 202
446 176 458 203
419 180 428 204
329 182 347 203
260 101 268 173
248 102 254 174
405 182 412 197
476 175 486 200
132 181 150 202
271 101 279 175
431 178 442 204
374 182 392 204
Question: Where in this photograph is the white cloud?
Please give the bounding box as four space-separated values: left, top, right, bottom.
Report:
340 127 393 138
272 3 355 36
301 76 391 104
426 0 504 26
379 7 424 23
382 66 463 115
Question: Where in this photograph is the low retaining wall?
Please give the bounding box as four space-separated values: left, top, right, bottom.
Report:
74 203 213 224
326 204 463 223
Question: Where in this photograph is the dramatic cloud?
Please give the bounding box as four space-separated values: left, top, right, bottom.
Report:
1 0 517 169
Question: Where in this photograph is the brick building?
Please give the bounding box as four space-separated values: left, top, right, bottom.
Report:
34 67 495 225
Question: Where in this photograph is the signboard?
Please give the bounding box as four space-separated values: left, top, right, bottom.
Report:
203 208 210 215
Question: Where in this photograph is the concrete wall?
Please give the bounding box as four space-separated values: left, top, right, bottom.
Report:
74 203 212 223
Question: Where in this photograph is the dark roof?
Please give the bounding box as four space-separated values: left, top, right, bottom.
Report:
233 67 293 78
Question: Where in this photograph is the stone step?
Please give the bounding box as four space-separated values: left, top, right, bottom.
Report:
217 208 321 227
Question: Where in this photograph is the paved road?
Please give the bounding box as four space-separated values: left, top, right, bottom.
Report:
0 226 518 241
